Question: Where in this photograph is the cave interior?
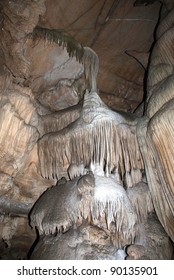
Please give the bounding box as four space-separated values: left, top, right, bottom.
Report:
0 0 174 260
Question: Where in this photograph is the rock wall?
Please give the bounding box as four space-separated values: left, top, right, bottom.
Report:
137 1 174 241
0 0 174 259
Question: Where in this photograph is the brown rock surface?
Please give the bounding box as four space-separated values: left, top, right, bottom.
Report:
0 0 174 260
39 0 161 112
137 1 174 241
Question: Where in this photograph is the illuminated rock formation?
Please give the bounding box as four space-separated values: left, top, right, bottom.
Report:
0 0 174 260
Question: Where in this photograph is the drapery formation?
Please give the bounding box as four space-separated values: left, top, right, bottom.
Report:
137 2 174 240
0 0 174 260
31 174 137 245
38 90 143 187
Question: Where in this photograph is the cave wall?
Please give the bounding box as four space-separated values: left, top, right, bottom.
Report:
0 0 174 259
137 0 174 240
0 0 56 258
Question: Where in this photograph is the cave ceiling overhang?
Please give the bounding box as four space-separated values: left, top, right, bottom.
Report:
38 0 161 112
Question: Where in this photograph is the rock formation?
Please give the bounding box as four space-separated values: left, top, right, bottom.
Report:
0 0 174 259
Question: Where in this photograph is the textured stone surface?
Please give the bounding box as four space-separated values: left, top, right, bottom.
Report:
0 0 174 260
126 214 173 260
30 224 125 260
39 0 161 112
137 1 174 241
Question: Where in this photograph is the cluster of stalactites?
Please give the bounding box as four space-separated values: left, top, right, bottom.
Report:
38 90 143 187
30 174 137 247
28 27 99 91
38 119 143 187
92 175 137 243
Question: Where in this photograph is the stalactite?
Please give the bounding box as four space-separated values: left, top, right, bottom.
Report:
92 175 137 241
82 47 99 91
30 178 78 235
30 173 137 248
38 91 143 187
28 27 99 91
29 27 84 62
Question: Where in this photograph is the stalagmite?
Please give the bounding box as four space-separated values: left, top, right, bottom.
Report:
1 0 173 260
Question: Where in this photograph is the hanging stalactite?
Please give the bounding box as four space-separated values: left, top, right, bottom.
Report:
28 27 99 91
30 173 137 248
38 90 143 187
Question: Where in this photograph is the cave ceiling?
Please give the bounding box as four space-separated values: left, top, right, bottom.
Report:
38 0 161 112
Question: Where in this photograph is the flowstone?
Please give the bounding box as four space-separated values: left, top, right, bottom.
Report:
30 88 173 260
30 173 172 259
